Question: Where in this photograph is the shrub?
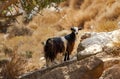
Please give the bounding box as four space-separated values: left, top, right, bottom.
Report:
1 50 27 79
95 20 118 32
7 26 33 38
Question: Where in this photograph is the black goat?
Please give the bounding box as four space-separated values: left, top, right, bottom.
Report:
44 27 83 66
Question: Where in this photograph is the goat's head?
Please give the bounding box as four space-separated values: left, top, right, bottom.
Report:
71 26 83 34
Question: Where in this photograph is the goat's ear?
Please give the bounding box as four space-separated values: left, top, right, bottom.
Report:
78 26 83 30
71 27 74 31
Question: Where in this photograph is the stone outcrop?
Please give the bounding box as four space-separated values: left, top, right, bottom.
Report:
79 29 120 56
19 56 104 79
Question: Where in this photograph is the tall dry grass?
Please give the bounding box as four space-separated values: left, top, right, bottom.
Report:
57 0 120 31
94 20 118 32
1 48 27 79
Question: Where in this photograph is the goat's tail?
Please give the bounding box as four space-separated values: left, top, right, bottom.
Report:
44 38 55 61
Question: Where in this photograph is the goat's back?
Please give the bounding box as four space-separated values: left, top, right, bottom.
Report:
44 38 65 61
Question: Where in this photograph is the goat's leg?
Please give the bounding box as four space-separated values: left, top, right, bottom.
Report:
64 52 67 61
67 52 70 60
46 58 49 67
46 58 53 67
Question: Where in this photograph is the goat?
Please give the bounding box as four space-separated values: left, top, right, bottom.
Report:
44 26 83 67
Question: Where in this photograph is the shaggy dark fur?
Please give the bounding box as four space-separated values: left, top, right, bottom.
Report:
44 38 65 61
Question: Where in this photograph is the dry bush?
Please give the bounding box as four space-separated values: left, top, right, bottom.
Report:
1 52 27 79
7 26 33 38
94 20 118 32
97 1 120 22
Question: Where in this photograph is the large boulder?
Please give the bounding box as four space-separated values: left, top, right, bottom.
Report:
77 29 120 59
20 56 104 79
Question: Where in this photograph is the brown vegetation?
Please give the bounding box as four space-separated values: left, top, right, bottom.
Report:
1 48 27 79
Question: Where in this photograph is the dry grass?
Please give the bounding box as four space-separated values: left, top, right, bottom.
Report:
7 26 33 38
58 0 120 31
94 20 118 32
1 48 27 79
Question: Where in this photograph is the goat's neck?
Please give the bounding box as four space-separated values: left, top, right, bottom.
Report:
65 32 76 41
71 32 76 38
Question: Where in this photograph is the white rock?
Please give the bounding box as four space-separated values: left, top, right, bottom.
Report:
81 29 120 48
80 29 120 55
80 44 102 55
111 29 120 42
